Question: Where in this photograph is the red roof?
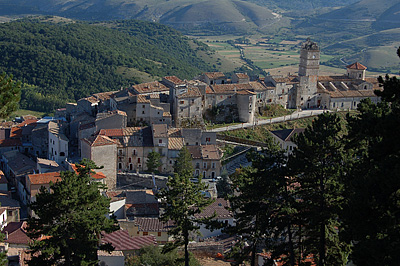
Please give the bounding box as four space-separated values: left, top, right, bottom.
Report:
70 164 106 180
346 62 367 70
2 221 31 245
0 138 22 147
134 218 174 232
98 129 124 137
102 229 156 251
27 172 61 185
195 198 233 219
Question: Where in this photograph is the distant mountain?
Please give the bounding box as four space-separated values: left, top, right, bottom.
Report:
0 0 284 34
301 0 400 33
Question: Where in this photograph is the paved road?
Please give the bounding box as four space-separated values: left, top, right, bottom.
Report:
208 109 330 132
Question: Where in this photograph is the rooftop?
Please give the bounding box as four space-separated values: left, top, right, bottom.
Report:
134 217 174 232
346 62 367 70
271 128 305 142
102 229 156 251
27 172 61 185
195 198 233 219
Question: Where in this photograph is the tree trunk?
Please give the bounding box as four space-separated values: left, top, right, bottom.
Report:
251 241 257 266
185 230 189 266
319 175 326 266
287 222 295 266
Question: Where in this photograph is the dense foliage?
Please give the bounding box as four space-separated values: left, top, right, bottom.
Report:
342 47 400 265
0 72 21 118
125 245 200 266
0 18 211 112
158 147 214 266
26 159 119 266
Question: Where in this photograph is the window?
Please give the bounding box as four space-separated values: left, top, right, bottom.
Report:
60 152 65 156
203 162 207 169
212 162 216 168
159 139 162 144
206 137 211 142
118 163 122 169
196 163 200 168
138 158 141 163
142 111 145 114
133 150 136 155
195 169 200 176
333 103 336 107
143 232 148 236
341 102 344 107
129 157 132 163
142 105 145 108
180 101 184 104
158 232 162 237
191 99 194 104
203 171 206 178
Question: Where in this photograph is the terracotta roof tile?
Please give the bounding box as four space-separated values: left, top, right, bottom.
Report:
70 164 106 180
132 81 169 94
84 135 117 147
98 129 124 137
28 172 61 185
346 62 367 70
164 76 184 85
168 137 184 150
177 87 202 98
211 83 253 94
152 124 168 138
195 198 233 219
236 90 256 95
0 138 22 147
102 229 156 251
235 73 249 79
2 222 31 245
134 217 174 232
204 72 226 79
201 144 223 160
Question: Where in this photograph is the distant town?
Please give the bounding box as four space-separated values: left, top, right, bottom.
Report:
0 39 382 265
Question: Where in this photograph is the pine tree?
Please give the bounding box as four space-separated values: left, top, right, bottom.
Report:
26 159 119 266
343 47 400 265
225 143 297 266
146 150 162 173
158 147 213 266
0 72 21 118
288 112 350 266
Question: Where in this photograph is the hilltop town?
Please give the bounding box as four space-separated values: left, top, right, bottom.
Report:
0 39 382 265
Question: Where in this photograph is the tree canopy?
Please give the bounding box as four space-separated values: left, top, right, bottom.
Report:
158 147 213 266
0 17 212 112
26 159 119 266
0 72 21 118
342 46 400 265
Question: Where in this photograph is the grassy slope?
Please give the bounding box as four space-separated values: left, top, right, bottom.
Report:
220 111 353 142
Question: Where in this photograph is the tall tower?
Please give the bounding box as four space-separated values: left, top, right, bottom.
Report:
295 38 320 109
299 38 320 77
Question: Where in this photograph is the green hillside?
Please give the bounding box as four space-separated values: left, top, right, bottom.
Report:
0 17 212 111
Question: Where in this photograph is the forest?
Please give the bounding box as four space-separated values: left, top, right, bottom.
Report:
0 17 212 112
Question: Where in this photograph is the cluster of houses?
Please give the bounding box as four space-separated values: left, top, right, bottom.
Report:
0 38 381 265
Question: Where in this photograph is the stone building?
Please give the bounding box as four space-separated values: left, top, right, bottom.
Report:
80 135 117 189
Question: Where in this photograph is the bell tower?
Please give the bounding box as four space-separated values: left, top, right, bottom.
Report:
299 38 320 77
295 38 320 109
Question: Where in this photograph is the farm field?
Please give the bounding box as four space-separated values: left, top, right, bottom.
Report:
196 34 393 78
